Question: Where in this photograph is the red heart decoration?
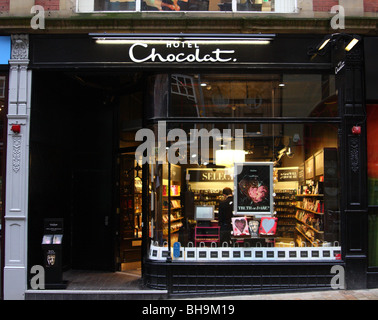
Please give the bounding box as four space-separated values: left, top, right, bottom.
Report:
234 219 246 233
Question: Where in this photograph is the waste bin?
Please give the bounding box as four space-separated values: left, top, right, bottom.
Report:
41 218 67 289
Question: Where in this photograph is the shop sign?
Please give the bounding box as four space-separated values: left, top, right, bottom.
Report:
277 168 298 182
44 218 63 234
187 169 233 182
31 35 330 67
129 42 237 64
335 60 345 74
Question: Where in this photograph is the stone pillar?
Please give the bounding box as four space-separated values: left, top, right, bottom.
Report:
3 34 31 300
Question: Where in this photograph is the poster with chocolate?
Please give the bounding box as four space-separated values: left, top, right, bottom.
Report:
234 162 274 217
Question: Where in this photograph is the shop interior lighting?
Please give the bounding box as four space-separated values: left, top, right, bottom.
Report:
215 149 245 167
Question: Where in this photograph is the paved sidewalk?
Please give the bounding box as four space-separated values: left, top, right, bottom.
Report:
184 288 378 300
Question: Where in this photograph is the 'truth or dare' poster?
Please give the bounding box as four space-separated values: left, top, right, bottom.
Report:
234 162 273 217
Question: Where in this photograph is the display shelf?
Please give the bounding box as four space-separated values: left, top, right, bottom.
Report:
295 148 339 246
295 217 324 234
295 192 325 246
274 189 297 239
193 191 223 215
162 189 184 236
295 206 324 215
194 225 220 246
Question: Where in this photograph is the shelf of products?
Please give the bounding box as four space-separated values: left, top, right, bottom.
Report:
274 189 297 239
294 148 340 247
193 190 223 217
162 196 183 236
119 156 143 266
295 187 325 246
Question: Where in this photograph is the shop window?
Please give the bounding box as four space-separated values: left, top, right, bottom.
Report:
367 104 378 267
167 74 337 119
142 73 341 262
77 0 297 12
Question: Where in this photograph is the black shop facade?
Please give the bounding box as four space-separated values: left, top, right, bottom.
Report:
26 33 372 295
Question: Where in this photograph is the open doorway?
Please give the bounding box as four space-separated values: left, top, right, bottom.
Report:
28 71 144 278
117 154 143 272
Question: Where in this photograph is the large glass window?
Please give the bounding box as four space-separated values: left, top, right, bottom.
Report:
77 0 297 12
144 73 341 262
169 74 336 118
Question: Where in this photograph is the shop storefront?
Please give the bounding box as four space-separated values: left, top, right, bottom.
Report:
3 32 374 298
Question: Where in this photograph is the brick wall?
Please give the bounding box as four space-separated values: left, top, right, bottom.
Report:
0 0 10 12
313 0 339 11
364 0 378 12
35 0 60 11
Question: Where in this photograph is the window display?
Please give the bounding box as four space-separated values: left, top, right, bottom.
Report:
146 73 341 262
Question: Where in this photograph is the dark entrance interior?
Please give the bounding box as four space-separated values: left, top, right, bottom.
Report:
28 70 143 276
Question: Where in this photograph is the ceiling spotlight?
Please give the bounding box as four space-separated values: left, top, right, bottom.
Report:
345 37 360 51
316 34 361 52
318 36 331 51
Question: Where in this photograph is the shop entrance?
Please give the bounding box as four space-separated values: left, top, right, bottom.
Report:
28 70 144 275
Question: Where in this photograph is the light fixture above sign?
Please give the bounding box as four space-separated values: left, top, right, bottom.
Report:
316 33 361 52
91 33 275 45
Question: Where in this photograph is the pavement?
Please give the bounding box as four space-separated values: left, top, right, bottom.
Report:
178 288 378 300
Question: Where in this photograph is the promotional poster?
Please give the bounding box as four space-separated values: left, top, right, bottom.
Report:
234 162 273 217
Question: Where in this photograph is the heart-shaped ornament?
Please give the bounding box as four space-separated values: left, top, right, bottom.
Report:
234 219 246 233
261 218 275 233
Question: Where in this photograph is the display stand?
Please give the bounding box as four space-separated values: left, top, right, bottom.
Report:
41 218 67 289
194 222 220 246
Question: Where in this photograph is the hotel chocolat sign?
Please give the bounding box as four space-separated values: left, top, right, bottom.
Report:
128 42 237 64
31 35 323 67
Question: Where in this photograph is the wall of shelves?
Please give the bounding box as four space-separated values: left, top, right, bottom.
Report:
295 148 339 247
119 156 143 266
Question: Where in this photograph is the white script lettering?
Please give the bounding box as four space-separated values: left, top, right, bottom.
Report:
129 43 235 63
